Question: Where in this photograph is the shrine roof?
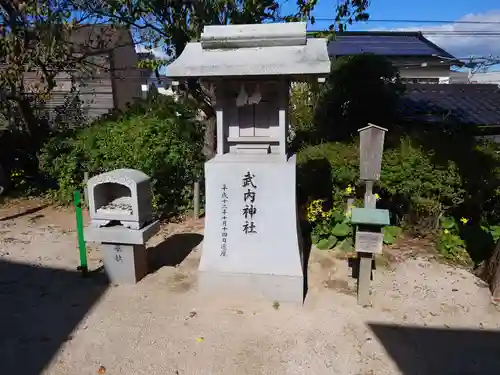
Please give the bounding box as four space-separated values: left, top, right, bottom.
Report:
166 22 331 79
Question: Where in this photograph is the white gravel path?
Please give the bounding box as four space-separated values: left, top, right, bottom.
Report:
1 200 499 375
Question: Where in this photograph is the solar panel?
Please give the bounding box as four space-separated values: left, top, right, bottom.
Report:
328 34 441 57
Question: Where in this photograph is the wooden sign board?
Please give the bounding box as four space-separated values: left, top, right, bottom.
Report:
355 231 384 254
358 124 387 181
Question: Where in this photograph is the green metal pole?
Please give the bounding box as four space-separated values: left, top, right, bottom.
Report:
74 190 88 275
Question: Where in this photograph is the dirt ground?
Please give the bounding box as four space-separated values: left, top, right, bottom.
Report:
1 199 500 375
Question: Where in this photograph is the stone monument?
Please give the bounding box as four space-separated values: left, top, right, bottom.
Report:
84 168 160 284
167 22 330 302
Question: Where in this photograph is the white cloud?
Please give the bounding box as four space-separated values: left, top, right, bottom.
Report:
372 10 500 59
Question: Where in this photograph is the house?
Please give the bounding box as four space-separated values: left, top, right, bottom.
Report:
23 24 150 122
451 71 500 85
325 31 462 84
398 83 500 141
144 74 179 99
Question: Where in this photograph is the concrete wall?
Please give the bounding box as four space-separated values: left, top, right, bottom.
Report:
4 29 148 125
389 57 452 83
476 135 500 143
111 38 146 110
469 72 500 85
22 59 115 123
449 71 500 85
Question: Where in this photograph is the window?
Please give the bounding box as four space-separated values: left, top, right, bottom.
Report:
401 77 440 84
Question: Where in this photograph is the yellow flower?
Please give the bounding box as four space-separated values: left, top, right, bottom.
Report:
444 229 450 234
460 217 469 224
344 185 354 195
375 193 381 200
306 199 325 223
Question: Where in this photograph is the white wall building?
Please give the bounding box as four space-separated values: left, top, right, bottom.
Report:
324 31 461 84
451 71 500 85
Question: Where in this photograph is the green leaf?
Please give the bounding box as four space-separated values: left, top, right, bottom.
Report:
383 232 395 245
489 225 500 243
383 225 402 244
311 233 320 244
331 222 352 237
331 211 345 223
316 238 331 250
440 216 456 230
338 237 354 252
327 235 338 249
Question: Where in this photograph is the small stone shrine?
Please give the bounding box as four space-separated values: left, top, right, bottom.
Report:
85 168 159 284
167 22 330 302
87 169 154 230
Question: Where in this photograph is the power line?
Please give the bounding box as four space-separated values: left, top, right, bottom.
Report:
315 18 500 25
309 29 500 37
423 33 500 37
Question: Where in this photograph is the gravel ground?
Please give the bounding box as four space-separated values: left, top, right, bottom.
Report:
1 199 500 375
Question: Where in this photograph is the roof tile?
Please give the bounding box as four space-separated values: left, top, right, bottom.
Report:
326 31 456 60
399 84 500 126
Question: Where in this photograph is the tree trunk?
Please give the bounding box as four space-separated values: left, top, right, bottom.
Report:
17 96 39 139
203 115 216 160
478 239 500 304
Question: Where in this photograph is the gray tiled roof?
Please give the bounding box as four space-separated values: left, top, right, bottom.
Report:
399 84 500 126
326 31 456 60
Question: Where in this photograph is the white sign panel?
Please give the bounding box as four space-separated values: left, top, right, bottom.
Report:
200 157 302 277
355 231 383 254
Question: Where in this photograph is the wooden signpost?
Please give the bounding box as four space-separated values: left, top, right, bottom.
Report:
354 124 389 306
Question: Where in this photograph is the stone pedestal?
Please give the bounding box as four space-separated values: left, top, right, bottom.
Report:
199 154 304 303
85 220 160 284
101 243 148 284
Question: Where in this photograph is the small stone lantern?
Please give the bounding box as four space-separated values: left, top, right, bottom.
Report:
87 168 154 230
84 168 159 284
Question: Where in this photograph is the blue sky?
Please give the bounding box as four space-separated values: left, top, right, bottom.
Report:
279 0 498 30
144 1 500 71
279 0 500 59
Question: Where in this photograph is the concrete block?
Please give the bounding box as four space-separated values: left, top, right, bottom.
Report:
102 243 148 284
84 220 160 245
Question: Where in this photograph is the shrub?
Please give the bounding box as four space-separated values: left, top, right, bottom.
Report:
296 141 358 206
306 199 354 251
305 198 403 251
39 95 204 217
380 137 464 232
437 216 468 261
296 132 500 263
296 136 464 231
314 54 404 141
289 82 318 149
0 128 47 197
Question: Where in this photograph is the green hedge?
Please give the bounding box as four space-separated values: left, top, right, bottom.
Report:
39 95 204 217
296 136 500 236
